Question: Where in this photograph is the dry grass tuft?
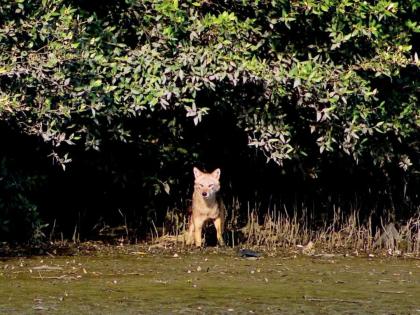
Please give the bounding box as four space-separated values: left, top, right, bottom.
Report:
158 203 419 256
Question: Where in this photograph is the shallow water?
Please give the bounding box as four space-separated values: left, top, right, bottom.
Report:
1 249 419 314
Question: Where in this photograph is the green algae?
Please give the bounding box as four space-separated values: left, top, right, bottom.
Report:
1 250 419 314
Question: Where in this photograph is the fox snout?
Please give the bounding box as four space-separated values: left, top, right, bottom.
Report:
195 185 216 199
200 189 215 198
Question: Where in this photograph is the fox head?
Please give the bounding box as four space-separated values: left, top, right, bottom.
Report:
193 167 221 199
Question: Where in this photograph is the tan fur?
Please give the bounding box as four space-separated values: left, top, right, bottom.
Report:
186 167 225 247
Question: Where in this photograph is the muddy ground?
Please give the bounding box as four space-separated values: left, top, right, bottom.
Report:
0 245 419 314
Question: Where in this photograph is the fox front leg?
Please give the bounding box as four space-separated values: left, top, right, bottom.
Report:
214 217 225 246
193 218 204 247
185 220 195 245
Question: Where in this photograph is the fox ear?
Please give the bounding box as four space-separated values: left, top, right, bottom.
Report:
193 167 203 178
211 168 221 180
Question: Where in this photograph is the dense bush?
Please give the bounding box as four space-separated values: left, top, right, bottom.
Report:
0 0 419 241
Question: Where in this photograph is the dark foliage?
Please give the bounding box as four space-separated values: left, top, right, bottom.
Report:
0 0 418 242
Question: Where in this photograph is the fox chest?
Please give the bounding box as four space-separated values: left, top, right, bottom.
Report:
192 201 220 220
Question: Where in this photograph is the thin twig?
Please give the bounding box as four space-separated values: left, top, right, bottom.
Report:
304 295 369 304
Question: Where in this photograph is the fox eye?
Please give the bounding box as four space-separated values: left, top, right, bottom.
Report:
208 184 214 188
199 184 204 187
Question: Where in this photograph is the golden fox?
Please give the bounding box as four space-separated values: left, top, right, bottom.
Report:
186 167 225 247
